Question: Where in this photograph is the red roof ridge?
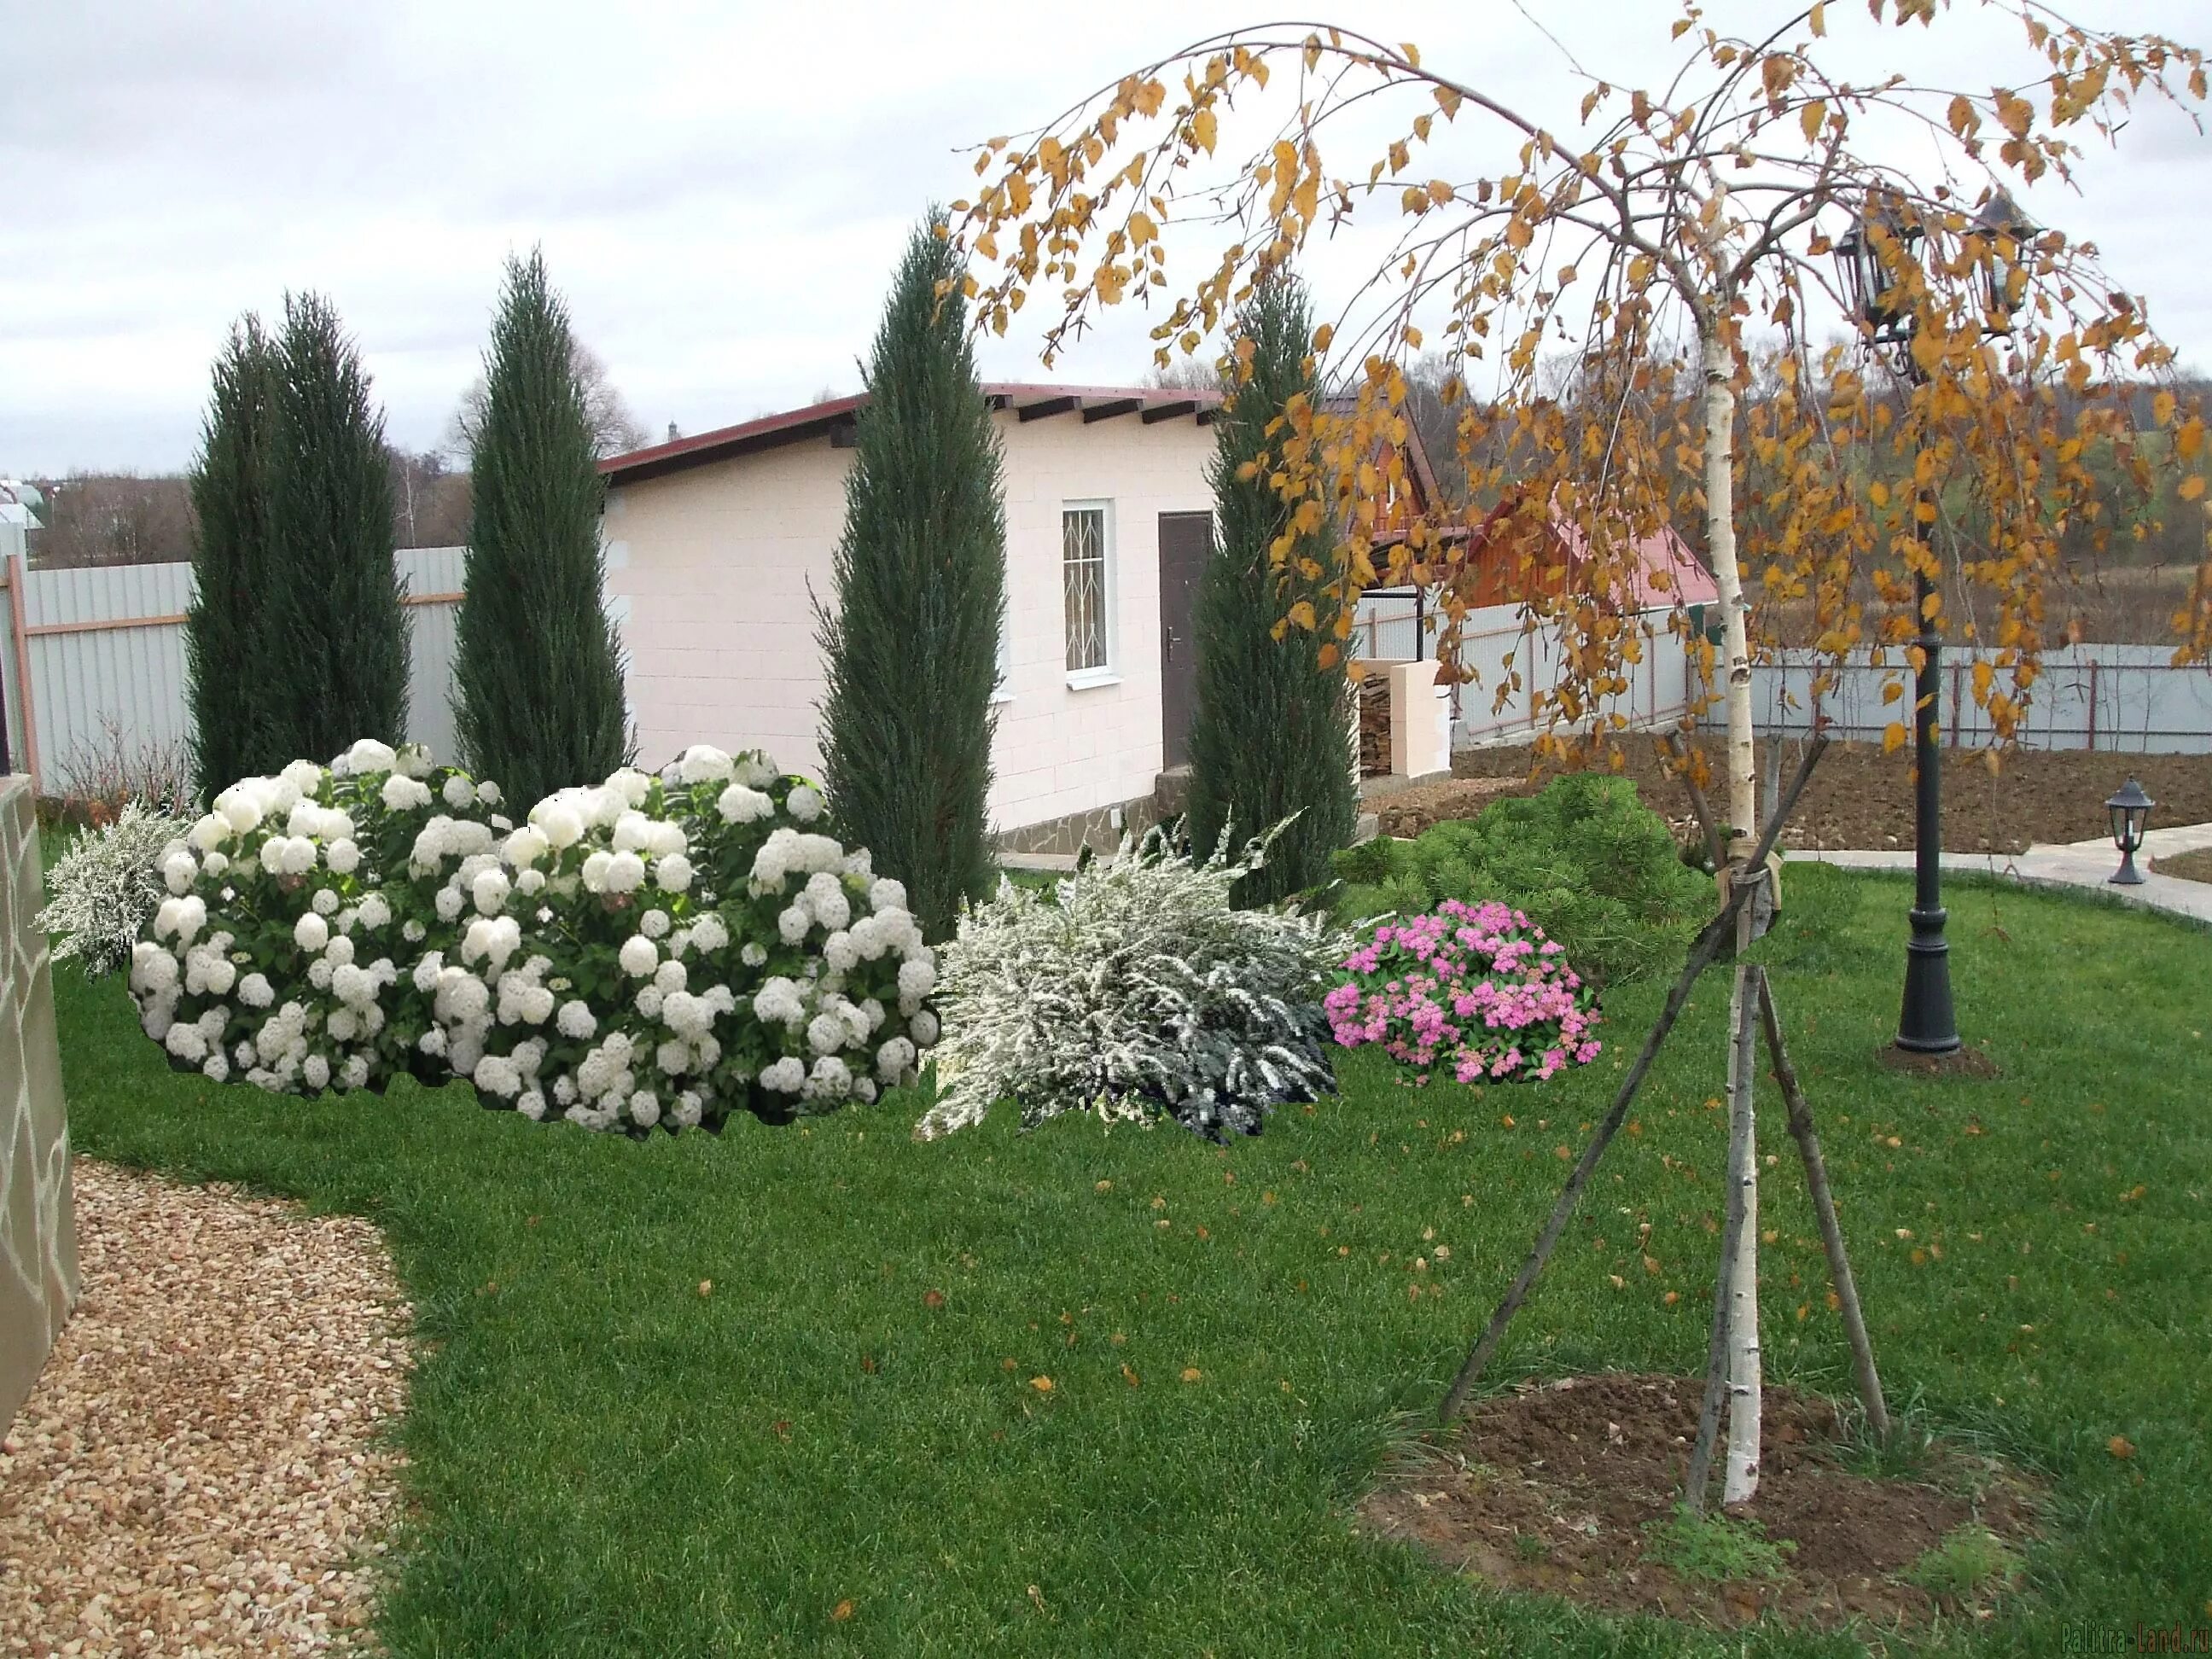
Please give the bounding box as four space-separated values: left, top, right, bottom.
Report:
601 383 1223 485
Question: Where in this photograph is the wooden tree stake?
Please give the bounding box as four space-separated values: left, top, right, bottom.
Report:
1755 969 1891 1442
1438 737 1828 1425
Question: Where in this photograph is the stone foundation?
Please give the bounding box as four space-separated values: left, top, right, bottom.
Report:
993 789 1168 859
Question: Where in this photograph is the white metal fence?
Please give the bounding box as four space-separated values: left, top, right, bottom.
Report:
1353 590 1701 749
1723 645 2212 754
0 537 467 796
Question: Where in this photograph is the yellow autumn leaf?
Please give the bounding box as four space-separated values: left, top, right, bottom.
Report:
1883 722 1907 754
1288 600 1318 632
2151 389 2176 427
1030 1375 1054 1393
2181 474 2206 502
1800 100 1825 143
1190 108 1218 154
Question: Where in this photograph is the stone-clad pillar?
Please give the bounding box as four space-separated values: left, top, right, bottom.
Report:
0 775 76 1427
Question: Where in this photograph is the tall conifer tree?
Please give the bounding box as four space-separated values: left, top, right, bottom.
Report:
1185 276 1356 904
184 315 282 797
817 214 1006 940
453 249 632 802
265 292 408 762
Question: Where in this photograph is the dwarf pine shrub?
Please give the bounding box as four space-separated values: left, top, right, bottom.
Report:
1330 774 1711 985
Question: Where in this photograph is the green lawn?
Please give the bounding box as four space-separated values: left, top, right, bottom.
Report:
54 864 2212 1656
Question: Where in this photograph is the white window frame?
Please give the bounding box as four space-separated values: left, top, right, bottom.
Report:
992 608 1014 704
1061 498 1119 689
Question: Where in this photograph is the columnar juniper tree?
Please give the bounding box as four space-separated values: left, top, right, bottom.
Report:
266 293 408 764
453 250 633 803
1186 275 1355 903
184 315 282 797
817 215 1007 940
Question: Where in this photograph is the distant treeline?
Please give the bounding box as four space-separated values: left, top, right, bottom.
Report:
26 448 471 568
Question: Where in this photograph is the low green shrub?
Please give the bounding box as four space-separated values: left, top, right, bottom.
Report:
1329 774 1713 985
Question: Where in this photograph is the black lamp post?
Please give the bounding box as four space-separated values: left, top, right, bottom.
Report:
1833 189 2034 1057
2105 777 2155 885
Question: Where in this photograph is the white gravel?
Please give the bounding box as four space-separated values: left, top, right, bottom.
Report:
0 1158 411 1656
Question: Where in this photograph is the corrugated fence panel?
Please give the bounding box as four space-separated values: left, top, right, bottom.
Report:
1723 646 2212 755
1447 603 1697 750
399 547 466 770
21 562 195 793
11 550 471 795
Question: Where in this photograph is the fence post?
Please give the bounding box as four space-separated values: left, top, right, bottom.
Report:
6 553 38 792
2087 660 2098 752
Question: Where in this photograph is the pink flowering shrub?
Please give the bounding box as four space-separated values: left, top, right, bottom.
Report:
1324 898 1603 1085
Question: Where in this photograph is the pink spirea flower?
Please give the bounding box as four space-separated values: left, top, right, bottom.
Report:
1330 898 1601 1086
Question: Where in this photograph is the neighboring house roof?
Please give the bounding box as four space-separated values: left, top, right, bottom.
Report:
1318 393 1441 527
1547 515 1720 609
600 383 1225 487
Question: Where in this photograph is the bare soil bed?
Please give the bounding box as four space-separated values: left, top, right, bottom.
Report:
1360 1372 2038 1634
2157 847 2212 884
1449 741 2212 854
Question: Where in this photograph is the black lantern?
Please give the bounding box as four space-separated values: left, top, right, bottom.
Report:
2105 777 2155 885
1834 197 1923 347
1968 188 2034 334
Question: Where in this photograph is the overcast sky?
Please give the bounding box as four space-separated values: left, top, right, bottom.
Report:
3 0 2205 476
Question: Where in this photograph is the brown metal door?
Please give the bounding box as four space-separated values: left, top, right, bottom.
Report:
1157 510 1212 769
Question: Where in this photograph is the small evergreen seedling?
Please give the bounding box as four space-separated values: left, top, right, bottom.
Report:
1905 1525 2020 1599
1641 1503 1796 1583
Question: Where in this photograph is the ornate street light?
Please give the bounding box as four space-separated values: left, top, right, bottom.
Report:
1833 187 2034 1058
2105 777 2155 886
1834 199 1923 348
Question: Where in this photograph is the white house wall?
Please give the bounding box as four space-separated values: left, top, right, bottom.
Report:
602 408 1217 835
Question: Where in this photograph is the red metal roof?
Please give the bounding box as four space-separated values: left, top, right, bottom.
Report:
600 383 1224 486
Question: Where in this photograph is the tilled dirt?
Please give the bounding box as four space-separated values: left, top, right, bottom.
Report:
1448 741 2211 854
0 1160 411 1656
1361 1372 2038 1633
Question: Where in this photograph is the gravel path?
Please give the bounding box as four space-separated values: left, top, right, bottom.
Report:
0 1160 410 1656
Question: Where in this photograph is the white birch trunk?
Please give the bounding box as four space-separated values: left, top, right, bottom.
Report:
1700 325 1757 859
1703 313 1764 1506
1722 963 1763 1505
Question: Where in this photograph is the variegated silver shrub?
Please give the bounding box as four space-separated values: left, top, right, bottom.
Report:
917 828 1351 1141
39 801 191 977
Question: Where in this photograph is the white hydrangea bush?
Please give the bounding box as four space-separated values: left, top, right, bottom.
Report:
916 829 1351 1143
125 738 938 1133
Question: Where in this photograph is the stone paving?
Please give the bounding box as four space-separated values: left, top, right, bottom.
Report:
1786 821 2212 926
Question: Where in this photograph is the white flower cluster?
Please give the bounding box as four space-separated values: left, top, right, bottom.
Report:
124 738 939 1136
916 826 1349 1143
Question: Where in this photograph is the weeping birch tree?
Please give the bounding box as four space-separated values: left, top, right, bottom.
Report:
948 1 2209 1506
